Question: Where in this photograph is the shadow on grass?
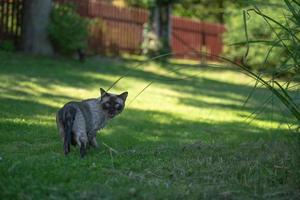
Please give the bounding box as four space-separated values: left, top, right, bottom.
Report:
0 96 288 156
101 107 289 151
0 51 296 139
0 50 253 99
0 97 58 118
0 51 288 112
0 52 112 90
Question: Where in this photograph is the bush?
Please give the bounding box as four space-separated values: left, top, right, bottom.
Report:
48 3 88 54
223 3 285 71
141 23 162 56
88 18 108 55
0 40 15 52
226 0 300 123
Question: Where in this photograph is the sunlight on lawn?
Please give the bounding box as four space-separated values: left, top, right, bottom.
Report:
0 52 292 133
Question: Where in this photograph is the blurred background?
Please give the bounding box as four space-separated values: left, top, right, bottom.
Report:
0 0 296 69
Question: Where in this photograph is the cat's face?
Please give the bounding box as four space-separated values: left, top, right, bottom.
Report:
99 88 128 118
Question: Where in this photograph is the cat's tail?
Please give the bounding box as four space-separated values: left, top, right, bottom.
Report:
59 104 77 155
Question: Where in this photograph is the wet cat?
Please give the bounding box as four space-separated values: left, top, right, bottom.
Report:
56 88 128 157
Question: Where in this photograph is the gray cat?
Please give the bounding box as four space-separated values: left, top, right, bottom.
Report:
56 88 128 157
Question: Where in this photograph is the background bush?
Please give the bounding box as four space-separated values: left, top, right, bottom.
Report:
223 2 286 71
228 0 300 123
48 3 88 54
0 40 15 52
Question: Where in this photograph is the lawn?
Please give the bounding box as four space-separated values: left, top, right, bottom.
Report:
0 51 299 199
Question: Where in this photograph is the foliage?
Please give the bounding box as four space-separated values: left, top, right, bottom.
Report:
223 5 284 70
48 3 88 54
88 18 107 54
125 0 178 8
230 0 300 123
127 0 175 59
172 0 278 23
172 0 254 24
223 0 299 74
207 0 300 135
0 51 299 199
141 23 162 55
173 0 229 23
125 0 154 8
0 40 15 52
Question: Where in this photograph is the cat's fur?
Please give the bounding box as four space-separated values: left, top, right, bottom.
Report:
56 88 128 157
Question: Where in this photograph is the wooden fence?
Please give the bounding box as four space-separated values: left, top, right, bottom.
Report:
0 0 23 46
0 0 225 60
87 1 148 56
56 0 225 60
57 0 225 60
172 17 225 60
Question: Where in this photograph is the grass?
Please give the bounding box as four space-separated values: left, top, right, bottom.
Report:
0 51 299 199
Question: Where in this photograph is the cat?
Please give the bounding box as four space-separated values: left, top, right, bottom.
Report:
56 88 128 158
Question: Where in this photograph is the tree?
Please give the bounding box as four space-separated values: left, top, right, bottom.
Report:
21 0 53 55
126 0 176 56
151 0 173 55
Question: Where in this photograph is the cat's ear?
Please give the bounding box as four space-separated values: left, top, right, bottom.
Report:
100 88 106 97
119 91 128 102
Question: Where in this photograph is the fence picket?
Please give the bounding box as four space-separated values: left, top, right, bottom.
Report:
0 0 24 46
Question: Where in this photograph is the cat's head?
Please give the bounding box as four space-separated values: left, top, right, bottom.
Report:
99 88 128 119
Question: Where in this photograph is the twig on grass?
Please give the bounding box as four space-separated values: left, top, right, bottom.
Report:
102 141 119 154
102 142 118 169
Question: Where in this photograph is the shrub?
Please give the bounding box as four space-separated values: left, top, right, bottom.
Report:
48 3 88 54
227 0 300 123
223 3 285 71
141 23 162 56
0 40 15 52
88 18 106 54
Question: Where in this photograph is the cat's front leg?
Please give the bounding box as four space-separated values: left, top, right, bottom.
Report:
88 131 99 148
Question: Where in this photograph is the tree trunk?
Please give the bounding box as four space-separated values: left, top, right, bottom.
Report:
21 0 53 55
152 2 172 55
217 0 224 24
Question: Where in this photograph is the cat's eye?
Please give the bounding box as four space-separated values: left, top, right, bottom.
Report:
115 103 122 110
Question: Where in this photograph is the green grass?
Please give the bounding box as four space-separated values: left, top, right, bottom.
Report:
0 51 299 199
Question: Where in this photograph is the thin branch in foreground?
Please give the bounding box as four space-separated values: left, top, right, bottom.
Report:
102 142 119 154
